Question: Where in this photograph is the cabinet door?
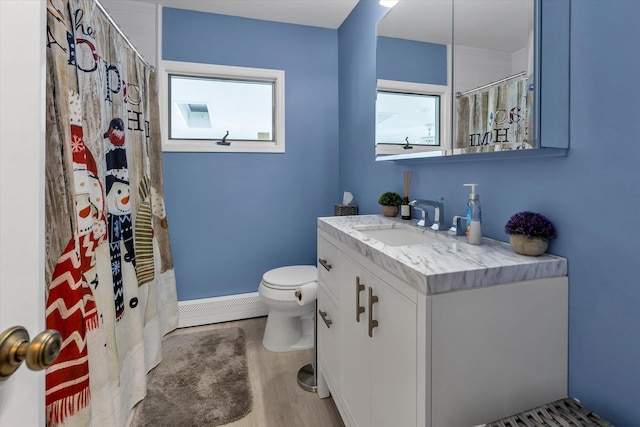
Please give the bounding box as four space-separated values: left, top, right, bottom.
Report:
369 275 417 427
317 235 342 300
317 283 340 397
339 257 371 427
430 278 568 426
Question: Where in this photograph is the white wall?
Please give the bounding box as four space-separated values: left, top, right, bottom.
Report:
454 45 512 93
98 0 158 66
0 0 46 425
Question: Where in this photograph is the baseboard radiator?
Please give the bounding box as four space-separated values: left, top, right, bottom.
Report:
177 292 268 328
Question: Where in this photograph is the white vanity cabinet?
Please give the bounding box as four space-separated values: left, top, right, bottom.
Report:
316 225 568 427
318 232 417 427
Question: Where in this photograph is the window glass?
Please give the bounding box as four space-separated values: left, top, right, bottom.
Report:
376 91 441 146
169 75 274 141
161 61 285 153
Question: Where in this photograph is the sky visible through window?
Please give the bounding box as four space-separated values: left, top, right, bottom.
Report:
376 91 440 146
169 75 273 141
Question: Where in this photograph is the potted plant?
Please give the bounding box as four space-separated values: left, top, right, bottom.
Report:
504 211 556 256
378 191 403 217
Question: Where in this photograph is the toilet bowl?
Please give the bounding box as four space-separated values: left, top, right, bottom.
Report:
258 265 317 352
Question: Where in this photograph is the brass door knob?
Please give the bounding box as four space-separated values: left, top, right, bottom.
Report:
0 326 62 380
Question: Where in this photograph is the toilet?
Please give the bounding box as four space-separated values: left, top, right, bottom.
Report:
258 265 317 352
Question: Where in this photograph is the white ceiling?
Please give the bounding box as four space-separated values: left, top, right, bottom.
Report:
131 0 359 29
377 0 533 52
131 0 532 53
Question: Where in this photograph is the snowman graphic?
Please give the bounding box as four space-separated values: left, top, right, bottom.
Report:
104 118 136 320
45 90 106 425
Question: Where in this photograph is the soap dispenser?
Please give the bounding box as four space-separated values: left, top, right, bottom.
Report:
464 183 482 245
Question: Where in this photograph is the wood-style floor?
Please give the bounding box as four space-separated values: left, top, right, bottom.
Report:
161 317 344 427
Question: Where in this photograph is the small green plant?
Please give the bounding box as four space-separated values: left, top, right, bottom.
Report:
378 191 402 206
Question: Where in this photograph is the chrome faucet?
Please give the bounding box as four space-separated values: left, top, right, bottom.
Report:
409 200 429 226
410 198 447 230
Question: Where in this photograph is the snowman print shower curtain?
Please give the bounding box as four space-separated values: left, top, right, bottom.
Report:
45 0 178 425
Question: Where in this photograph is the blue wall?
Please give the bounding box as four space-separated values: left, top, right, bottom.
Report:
162 8 339 300
377 36 447 85
161 1 640 423
338 0 395 203
568 1 640 424
340 0 640 425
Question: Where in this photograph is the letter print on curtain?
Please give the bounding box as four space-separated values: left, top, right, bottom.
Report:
455 76 531 151
45 1 178 425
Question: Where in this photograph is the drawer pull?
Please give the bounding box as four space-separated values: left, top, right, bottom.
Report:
356 276 365 322
368 287 379 338
319 310 333 328
318 258 332 271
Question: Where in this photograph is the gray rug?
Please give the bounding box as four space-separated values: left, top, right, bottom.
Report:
132 327 252 426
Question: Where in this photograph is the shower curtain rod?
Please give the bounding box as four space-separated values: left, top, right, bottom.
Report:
455 71 527 98
94 0 154 70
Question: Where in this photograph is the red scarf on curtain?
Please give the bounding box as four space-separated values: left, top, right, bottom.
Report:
45 123 104 425
45 238 99 425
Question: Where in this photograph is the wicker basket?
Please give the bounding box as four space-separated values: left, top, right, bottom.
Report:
483 397 613 427
334 204 358 216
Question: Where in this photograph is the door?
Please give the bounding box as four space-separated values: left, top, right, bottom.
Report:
369 275 417 427
0 1 47 425
339 257 371 427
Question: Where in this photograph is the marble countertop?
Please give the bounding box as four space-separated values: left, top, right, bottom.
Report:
318 215 567 295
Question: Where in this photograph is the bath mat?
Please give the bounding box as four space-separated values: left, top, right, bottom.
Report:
132 327 252 426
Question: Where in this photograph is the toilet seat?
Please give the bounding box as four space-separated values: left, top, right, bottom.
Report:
261 265 317 290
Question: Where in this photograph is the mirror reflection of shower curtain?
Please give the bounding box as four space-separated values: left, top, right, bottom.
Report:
45 0 178 425
455 76 532 151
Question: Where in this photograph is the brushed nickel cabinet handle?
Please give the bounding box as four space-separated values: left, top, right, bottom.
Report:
356 276 365 322
318 258 332 271
318 310 333 328
368 287 379 338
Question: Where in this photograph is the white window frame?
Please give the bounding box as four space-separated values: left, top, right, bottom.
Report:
160 60 285 153
376 79 450 156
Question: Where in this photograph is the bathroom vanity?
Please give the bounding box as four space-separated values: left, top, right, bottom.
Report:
316 215 568 427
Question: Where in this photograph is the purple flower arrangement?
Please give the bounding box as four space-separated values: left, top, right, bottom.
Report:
504 211 556 241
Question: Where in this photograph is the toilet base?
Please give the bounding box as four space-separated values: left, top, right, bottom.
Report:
262 311 314 352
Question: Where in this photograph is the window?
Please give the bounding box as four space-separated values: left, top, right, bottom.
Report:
376 80 449 156
377 91 440 146
161 61 285 153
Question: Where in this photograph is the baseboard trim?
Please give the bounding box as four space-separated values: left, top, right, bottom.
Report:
177 292 268 328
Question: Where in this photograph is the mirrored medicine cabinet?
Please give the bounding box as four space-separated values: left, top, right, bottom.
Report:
375 0 570 162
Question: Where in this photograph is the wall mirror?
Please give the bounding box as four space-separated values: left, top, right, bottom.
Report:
375 0 569 161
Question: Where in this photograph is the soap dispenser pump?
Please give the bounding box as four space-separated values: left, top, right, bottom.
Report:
464 183 482 245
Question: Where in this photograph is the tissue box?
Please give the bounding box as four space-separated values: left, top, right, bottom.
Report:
334 204 358 216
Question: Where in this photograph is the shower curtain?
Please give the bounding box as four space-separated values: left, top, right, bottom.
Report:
45 0 178 425
455 76 532 151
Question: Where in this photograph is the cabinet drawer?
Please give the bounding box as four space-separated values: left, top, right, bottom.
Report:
317 283 340 394
317 235 341 299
